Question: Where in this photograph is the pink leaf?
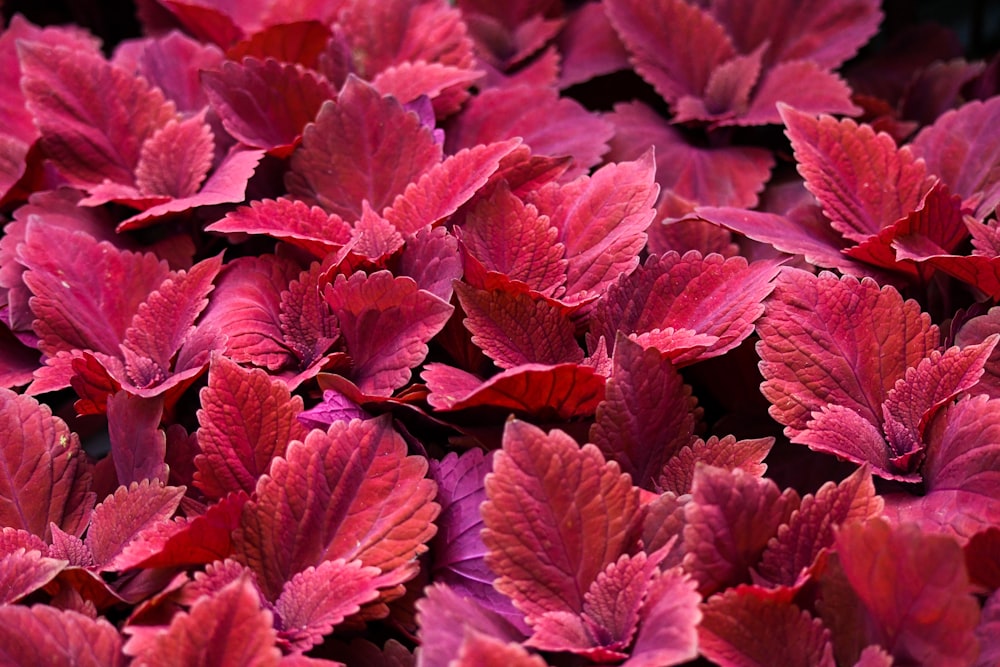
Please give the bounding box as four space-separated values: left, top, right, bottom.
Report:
422 362 606 420
698 587 835 667
371 61 481 108
107 392 168 486
133 113 215 199
736 61 860 126
275 559 382 651
452 632 547 667
0 606 124 666
923 395 1000 498
590 335 697 489
0 388 93 541
683 466 799 595
287 76 442 220
202 57 336 157
234 415 438 600
128 576 281 667
557 1 630 87
481 420 640 622
620 568 701 667
324 271 453 396
795 404 907 481
757 269 938 437
207 197 352 258
780 105 931 242
0 549 67 604
835 519 980 666
657 435 774 496
455 283 583 370
18 41 176 188
194 355 308 500
397 226 464 302
527 152 657 300
85 479 185 571
225 20 332 69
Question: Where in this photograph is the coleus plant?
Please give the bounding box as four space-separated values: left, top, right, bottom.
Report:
0 0 999 665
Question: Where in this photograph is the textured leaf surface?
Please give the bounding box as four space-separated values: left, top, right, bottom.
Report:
207 198 352 258
620 567 701 667
757 270 937 437
235 415 438 600
835 519 980 666
781 106 930 242
325 271 452 396
0 388 93 540
590 335 696 489
107 392 167 486
0 606 124 667
0 549 67 604
922 395 1000 498
683 466 799 595
194 356 308 500
481 420 640 622
86 479 185 571
657 436 773 496
287 76 441 220
699 588 835 667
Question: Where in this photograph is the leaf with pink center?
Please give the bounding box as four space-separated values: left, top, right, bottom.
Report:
481 420 641 622
234 415 438 601
324 270 453 397
194 355 308 500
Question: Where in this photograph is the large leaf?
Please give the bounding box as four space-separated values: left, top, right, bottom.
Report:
194 355 308 500
85 479 185 571
0 606 124 667
922 395 1000 504
207 197 353 259
234 415 438 600
107 392 168 486
481 420 640 622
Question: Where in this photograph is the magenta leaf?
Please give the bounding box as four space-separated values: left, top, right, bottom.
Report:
0 548 67 605
126 575 281 666
324 270 453 396
451 632 547 667
591 252 780 364
835 519 980 666
922 395 1000 503
590 335 697 489
698 587 835 667
234 415 438 600
396 226 464 302
202 57 336 157
657 435 774 496
455 282 583 369
107 391 168 487
0 388 94 541
275 559 383 651
481 420 641 623
85 479 185 571
298 389 369 430
194 355 308 500
134 113 215 201
780 105 931 242
755 465 883 588
621 567 701 667
757 269 938 437
18 41 177 189
526 152 657 300
422 362 606 420
736 61 859 126
286 76 442 220
207 197 353 258
683 466 799 595
0 606 124 667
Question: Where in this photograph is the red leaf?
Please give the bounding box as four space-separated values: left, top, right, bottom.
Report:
698 587 835 667
275 559 383 651
780 105 931 242
923 395 1000 499
278 261 341 377
85 480 185 571
683 466 799 595
481 420 640 622
422 362 606 420
835 519 980 666
0 389 94 541
18 41 177 189
107 392 168 487
226 21 332 69
605 0 734 104
119 31 225 113
446 85 613 179
557 1 631 87
736 61 859 126
383 139 520 235
657 435 773 496
324 271 453 396
194 355 308 500
591 252 780 365
0 549 67 604
207 197 352 258
202 57 336 157
132 113 215 200
287 76 442 220
621 567 701 667
757 269 938 437
371 61 481 108
0 606 124 666
397 226 464 302
590 335 697 489
755 465 883 588
527 152 657 300
912 96 1000 219
455 283 583 370
128 576 281 667
234 415 438 600
607 101 774 207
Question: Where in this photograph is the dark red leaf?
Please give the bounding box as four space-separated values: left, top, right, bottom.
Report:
226 20 332 69
107 392 168 487
481 420 640 622
117 30 225 113
194 355 308 500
